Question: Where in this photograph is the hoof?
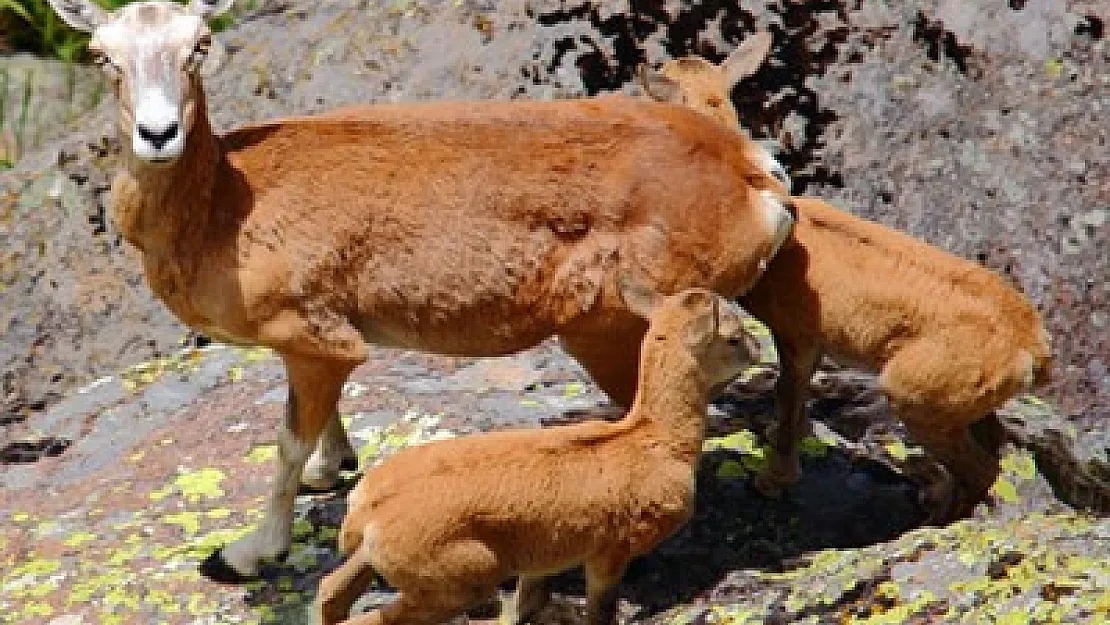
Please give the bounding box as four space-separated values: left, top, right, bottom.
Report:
339 456 359 472
200 550 257 584
299 481 341 496
753 467 798 499
752 475 784 499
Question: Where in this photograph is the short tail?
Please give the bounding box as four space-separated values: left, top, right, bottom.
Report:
1030 325 1053 389
1031 353 1052 388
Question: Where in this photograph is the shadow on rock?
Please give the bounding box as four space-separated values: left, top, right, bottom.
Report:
231 432 921 623
542 445 922 620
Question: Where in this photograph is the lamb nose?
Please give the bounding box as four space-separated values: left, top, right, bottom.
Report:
137 122 179 149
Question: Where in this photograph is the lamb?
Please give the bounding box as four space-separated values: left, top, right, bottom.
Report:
315 284 762 625
640 41 1053 520
46 0 795 580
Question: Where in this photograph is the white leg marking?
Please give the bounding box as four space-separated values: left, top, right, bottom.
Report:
303 412 356 489
220 428 312 577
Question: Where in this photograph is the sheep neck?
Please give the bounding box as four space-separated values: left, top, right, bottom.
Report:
628 339 711 463
112 92 220 257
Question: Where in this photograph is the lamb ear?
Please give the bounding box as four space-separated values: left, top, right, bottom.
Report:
638 64 682 103
188 0 236 20
46 0 108 33
617 275 660 320
722 31 773 86
718 300 763 357
677 290 718 347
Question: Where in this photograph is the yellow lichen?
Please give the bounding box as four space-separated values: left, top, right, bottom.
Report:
107 544 142 566
990 478 1020 505
62 531 98 548
7 557 61 578
245 444 278 464
20 600 53 618
164 512 203 535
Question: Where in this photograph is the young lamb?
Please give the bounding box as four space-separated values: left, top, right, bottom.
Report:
640 40 1052 520
46 0 795 580
315 284 762 625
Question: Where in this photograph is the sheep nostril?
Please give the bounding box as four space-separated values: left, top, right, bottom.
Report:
137 122 179 150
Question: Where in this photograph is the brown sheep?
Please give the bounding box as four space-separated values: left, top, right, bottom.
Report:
641 39 1052 520
46 0 794 580
316 285 762 625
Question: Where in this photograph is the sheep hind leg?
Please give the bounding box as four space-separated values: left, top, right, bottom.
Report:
302 410 359 492
317 546 382 625
584 556 629 625
559 327 647 409
901 414 1000 524
360 537 505 625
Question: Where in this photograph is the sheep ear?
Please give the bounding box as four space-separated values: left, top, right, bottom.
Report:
638 64 682 103
617 275 660 320
46 0 108 33
188 0 236 20
722 31 773 86
677 290 718 347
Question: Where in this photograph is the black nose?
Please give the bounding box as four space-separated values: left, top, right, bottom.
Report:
137 122 179 150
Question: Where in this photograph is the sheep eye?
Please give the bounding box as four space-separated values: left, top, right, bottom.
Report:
91 51 121 77
185 38 211 71
707 96 723 108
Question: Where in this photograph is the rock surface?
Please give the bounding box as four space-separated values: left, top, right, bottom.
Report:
1 0 1107 423
0 341 1107 624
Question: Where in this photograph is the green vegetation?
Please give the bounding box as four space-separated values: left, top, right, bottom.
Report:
0 0 240 62
0 66 32 169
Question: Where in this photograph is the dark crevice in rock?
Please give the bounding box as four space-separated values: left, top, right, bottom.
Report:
910 10 976 76
1075 15 1104 41
535 0 854 192
0 435 71 464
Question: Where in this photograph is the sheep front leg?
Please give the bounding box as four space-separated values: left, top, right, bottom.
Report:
303 411 358 492
754 340 818 497
202 355 354 582
502 575 552 625
584 557 628 625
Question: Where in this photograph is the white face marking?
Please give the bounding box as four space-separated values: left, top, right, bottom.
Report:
93 7 207 163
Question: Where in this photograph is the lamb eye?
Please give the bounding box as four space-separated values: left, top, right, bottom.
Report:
707 96 723 108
